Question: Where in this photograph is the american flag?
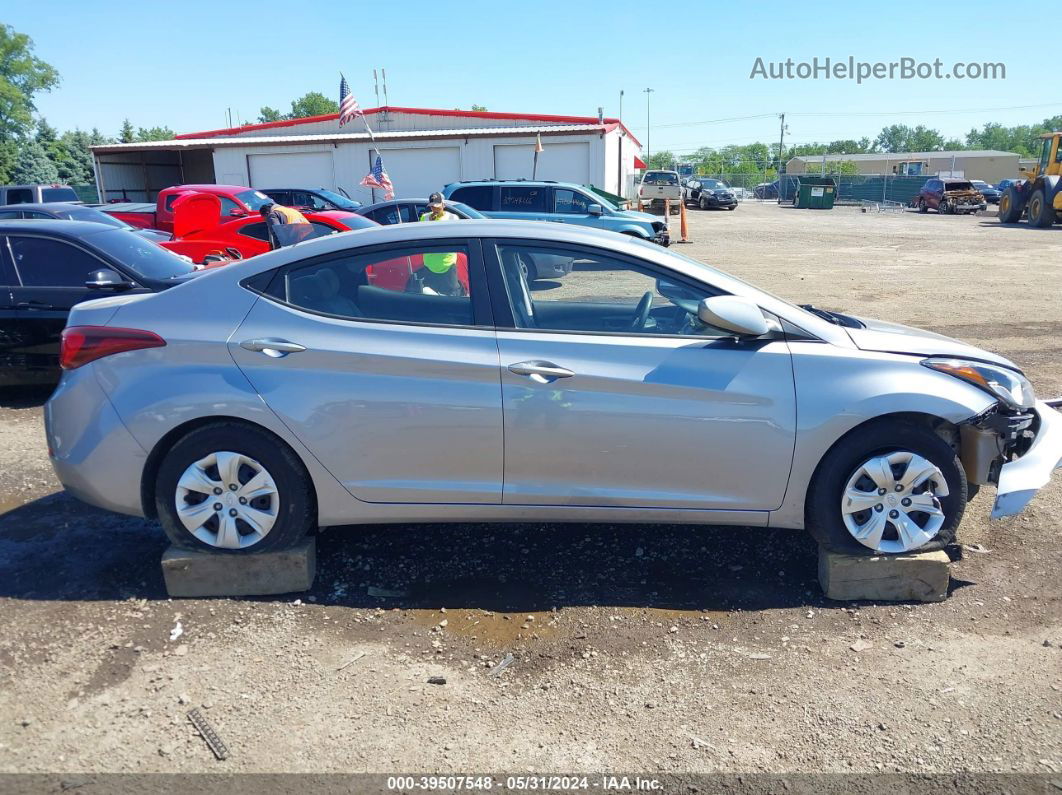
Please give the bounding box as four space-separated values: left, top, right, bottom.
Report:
338 74 361 126
360 155 394 200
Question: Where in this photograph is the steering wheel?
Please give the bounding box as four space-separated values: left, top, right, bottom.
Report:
630 291 653 331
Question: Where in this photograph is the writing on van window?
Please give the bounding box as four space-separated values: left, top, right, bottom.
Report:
500 187 545 212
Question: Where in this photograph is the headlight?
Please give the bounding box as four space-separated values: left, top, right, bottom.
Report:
922 358 1035 410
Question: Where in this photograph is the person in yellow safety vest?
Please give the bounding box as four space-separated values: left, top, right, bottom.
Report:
417 193 465 296
260 201 311 249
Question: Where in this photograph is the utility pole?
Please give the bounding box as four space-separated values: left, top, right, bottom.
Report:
644 88 654 163
777 112 787 203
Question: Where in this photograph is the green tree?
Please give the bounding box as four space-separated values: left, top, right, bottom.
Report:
0 139 17 183
874 124 945 153
135 125 173 141
118 118 135 143
646 150 675 169
257 106 284 123
11 138 58 182
288 91 338 119
57 129 96 183
0 24 60 141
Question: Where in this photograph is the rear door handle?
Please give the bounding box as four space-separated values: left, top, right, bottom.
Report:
508 360 575 383
240 338 306 357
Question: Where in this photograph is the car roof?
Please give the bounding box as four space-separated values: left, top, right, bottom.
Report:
0 218 120 238
446 179 584 190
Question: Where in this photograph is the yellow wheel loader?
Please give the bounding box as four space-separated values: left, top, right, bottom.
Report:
998 132 1062 227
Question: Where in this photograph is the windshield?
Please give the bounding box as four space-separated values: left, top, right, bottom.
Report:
700 179 727 189
582 189 619 211
944 181 974 191
87 228 196 280
57 205 127 228
971 181 989 188
313 188 361 210
446 201 486 219
41 187 78 202
642 172 679 186
234 189 273 212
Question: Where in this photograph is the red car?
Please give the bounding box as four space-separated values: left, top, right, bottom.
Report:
159 193 377 264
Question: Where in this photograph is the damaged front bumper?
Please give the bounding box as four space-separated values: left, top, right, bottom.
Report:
991 401 1062 519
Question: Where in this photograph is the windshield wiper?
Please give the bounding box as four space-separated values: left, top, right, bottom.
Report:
800 304 841 324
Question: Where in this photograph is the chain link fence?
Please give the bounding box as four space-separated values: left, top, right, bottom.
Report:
689 173 927 206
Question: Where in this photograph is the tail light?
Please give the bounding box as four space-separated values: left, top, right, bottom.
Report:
639 188 645 197
60 326 166 370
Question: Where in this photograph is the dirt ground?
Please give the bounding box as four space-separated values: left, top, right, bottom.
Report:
1 202 1060 784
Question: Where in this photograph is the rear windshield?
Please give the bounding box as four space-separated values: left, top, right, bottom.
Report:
58 206 126 228
87 228 196 280
642 172 679 186
41 187 79 202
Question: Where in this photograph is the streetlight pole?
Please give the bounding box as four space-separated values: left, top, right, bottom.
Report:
643 87 654 164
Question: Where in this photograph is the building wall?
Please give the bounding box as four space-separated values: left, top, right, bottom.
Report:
788 153 1019 183
210 131 617 203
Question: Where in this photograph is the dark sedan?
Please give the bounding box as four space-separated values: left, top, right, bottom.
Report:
970 180 1002 204
259 188 362 212
0 220 198 386
0 202 172 243
356 198 485 225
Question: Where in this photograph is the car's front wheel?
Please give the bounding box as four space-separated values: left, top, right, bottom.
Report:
807 421 967 555
156 422 315 553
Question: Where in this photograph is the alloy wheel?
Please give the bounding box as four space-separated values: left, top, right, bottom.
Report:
175 451 279 549
840 451 949 553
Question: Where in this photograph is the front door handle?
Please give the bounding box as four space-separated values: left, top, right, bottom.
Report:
240 338 306 357
508 360 575 383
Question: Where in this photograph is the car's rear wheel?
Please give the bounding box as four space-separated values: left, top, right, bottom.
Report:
156 422 315 553
807 421 967 555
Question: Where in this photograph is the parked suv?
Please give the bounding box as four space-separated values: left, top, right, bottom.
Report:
915 179 987 215
0 184 80 205
442 180 669 246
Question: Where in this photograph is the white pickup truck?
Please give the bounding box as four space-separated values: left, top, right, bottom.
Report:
636 170 682 214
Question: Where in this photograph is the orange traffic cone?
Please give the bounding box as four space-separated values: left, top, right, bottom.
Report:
675 198 691 243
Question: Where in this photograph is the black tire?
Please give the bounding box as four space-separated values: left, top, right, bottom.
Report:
939 199 950 215
917 199 927 214
998 187 1023 223
699 197 708 210
726 205 735 210
1028 188 1056 228
155 422 315 553
806 420 967 555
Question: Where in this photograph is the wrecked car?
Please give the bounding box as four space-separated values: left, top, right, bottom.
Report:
45 220 1062 557
915 178 987 214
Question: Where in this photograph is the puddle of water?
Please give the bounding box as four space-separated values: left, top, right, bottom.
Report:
409 608 556 646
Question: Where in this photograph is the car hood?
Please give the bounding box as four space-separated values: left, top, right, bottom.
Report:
844 315 1020 370
625 210 663 223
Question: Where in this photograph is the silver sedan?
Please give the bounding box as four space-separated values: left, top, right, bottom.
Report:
45 220 1062 556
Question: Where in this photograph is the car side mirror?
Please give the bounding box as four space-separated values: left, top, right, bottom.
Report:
698 296 769 337
85 268 134 291
587 204 603 216
228 208 244 217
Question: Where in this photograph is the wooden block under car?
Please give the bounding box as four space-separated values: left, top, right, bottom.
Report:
161 539 316 598
818 546 950 603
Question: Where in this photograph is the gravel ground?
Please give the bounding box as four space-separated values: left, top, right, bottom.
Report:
0 202 1060 782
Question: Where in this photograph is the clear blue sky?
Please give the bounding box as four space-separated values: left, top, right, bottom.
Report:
9 0 1060 155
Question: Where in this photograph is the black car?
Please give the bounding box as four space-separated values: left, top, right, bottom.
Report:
969 180 1002 204
0 202 172 243
753 181 779 200
259 188 362 212
0 220 199 386
683 178 738 210
355 198 485 225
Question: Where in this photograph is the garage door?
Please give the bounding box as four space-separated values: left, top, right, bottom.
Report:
373 147 461 198
494 142 590 184
247 151 335 189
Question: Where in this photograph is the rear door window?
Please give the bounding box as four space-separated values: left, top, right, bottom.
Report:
41 187 78 202
499 186 546 212
8 236 105 287
279 243 475 326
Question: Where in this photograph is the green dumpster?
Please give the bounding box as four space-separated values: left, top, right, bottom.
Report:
793 176 836 209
